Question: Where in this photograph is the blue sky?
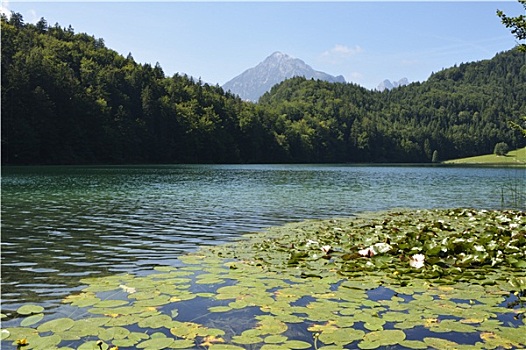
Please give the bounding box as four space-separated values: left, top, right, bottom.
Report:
2 1 524 89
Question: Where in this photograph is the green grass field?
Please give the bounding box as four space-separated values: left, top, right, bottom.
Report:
444 147 526 165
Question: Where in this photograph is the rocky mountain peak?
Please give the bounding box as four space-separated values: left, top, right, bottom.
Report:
223 52 346 102
377 78 409 91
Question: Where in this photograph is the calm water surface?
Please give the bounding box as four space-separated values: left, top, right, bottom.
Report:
1 164 524 311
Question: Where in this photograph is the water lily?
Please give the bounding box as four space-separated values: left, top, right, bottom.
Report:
200 335 225 347
358 247 374 257
306 239 319 247
358 242 392 257
321 245 332 254
119 284 136 294
16 338 28 347
409 254 425 269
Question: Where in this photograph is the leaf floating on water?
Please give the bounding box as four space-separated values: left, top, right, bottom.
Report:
1 330 10 341
423 337 460 349
260 344 291 350
255 316 288 335
16 305 44 315
361 329 406 347
207 344 246 350
137 315 175 329
318 328 365 346
20 313 44 327
37 317 75 333
231 333 263 345
283 340 313 349
263 334 287 344
399 340 428 349
208 306 232 313
136 336 175 349
25 334 62 349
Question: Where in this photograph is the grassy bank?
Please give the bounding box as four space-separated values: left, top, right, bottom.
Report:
444 147 526 165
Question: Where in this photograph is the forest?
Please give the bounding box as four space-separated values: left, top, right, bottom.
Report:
2 13 525 165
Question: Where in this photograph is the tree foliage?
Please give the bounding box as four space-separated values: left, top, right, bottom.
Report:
1 13 525 165
494 142 510 156
497 0 526 52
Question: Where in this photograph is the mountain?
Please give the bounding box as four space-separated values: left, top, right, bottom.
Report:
222 52 346 102
259 49 525 162
377 78 409 91
2 13 524 165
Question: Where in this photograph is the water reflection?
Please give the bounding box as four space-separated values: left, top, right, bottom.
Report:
1 164 524 310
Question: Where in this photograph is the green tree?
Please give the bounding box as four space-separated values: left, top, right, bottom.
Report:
494 142 510 156
497 0 526 52
498 1 526 138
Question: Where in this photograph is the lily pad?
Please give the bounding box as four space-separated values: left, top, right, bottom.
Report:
17 305 44 315
37 317 75 333
423 337 460 349
138 315 175 329
20 313 44 327
231 333 263 345
208 345 246 350
137 336 175 349
264 334 288 344
361 329 406 346
283 340 313 349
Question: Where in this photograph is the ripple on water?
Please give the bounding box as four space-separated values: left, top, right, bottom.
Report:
1 164 523 309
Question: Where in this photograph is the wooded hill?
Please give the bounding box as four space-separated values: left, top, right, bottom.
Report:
2 13 525 165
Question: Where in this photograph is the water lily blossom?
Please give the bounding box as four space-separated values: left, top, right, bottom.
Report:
16 338 28 346
358 242 392 257
119 284 136 294
321 245 332 254
359 247 375 257
306 239 319 247
410 254 426 269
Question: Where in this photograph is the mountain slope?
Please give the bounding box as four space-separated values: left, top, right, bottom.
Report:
222 52 345 102
259 49 526 162
2 13 524 165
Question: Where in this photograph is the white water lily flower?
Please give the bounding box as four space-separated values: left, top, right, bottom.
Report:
409 254 425 269
321 245 332 254
358 247 375 257
358 242 392 257
373 242 392 254
119 284 136 294
306 239 319 247
474 245 486 252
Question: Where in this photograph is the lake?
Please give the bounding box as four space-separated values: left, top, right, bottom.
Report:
1 164 524 311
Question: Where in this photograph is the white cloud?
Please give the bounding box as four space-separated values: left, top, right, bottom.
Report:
1 0 11 18
320 44 364 64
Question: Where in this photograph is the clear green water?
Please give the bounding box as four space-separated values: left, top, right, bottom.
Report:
1 164 524 309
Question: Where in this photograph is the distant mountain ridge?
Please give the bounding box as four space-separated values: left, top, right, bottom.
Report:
222 52 345 102
377 78 409 91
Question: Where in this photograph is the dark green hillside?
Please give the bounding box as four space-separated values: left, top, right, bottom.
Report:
0 14 282 165
2 13 525 165
259 50 526 162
